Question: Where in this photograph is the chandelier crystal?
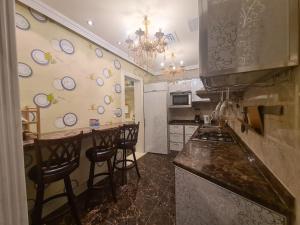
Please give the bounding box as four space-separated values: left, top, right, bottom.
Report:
125 16 167 68
161 52 185 77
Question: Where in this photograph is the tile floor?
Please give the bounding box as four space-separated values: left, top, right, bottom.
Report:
48 151 178 225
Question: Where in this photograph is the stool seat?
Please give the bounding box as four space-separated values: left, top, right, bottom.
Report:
29 160 79 184
29 132 83 225
86 147 115 162
85 127 120 207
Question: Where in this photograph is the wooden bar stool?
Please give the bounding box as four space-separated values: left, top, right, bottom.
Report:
28 132 83 225
113 123 141 185
85 127 120 207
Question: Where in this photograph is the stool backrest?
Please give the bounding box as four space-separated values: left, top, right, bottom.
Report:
120 122 140 145
92 127 120 151
34 132 83 176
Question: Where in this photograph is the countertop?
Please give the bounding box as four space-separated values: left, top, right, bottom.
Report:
169 120 204 126
23 122 131 150
173 127 294 219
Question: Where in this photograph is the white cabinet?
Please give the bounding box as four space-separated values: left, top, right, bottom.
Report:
169 124 199 151
169 125 184 151
191 79 210 102
169 125 184 134
185 125 198 135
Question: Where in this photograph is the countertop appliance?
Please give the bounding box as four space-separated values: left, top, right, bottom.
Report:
169 91 192 108
144 82 168 154
191 129 235 143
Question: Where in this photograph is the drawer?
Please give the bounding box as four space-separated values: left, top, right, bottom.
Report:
170 133 184 143
170 142 183 151
169 125 184 134
185 125 198 135
185 135 192 143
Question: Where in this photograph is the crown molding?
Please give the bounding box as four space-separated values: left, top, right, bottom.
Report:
17 0 156 75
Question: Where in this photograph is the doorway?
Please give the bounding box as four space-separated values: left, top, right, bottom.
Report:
121 72 144 153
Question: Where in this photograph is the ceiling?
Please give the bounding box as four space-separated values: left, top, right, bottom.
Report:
40 0 199 75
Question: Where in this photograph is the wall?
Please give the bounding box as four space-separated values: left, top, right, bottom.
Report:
16 3 152 134
169 102 216 121
228 70 300 225
15 2 152 218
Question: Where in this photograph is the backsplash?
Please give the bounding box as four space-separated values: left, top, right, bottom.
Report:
16 3 151 133
228 69 300 225
169 103 216 121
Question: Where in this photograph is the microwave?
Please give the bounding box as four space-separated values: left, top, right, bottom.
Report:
169 92 192 108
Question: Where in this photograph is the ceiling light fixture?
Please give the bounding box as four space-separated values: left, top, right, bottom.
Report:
118 41 122 45
125 16 168 69
161 52 185 77
87 20 94 26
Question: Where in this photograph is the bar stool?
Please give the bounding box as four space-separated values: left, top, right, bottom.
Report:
113 123 141 185
28 132 84 225
85 127 120 207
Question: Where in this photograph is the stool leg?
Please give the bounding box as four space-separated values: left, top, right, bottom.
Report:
64 176 82 225
107 159 117 202
31 183 44 225
122 149 127 185
85 161 95 209
113 150 117 171
132 147 141 178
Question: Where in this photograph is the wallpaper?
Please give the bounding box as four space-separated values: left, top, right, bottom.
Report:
15 2 151 134
15 2 152 218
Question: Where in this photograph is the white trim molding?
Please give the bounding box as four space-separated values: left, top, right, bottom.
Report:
17 0 156 75
0 0 29 225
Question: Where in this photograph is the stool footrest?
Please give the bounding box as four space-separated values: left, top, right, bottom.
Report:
114 159 136 170
43 192 68 204
94 172 110 178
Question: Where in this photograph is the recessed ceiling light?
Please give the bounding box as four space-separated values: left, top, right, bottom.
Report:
172 66 176 70
118 41 122 45
160 62 165 67
180 60 184 65
87 20 94 26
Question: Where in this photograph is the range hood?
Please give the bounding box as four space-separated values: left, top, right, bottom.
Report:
198 0 299 91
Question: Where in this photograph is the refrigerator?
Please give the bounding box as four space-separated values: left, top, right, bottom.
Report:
144 82 168 154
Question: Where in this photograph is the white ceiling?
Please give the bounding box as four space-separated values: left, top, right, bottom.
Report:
40 0 199 74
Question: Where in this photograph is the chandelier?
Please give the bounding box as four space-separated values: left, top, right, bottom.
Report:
161 52 185 77
125 16 167 68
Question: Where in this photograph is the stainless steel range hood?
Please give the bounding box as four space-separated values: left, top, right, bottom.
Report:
198 0 299 91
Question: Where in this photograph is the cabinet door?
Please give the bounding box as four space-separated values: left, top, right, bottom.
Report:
185 125 198 135
169 125 184 134
200 0 297 76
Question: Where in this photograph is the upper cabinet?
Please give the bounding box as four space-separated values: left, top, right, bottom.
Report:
199 0 298 89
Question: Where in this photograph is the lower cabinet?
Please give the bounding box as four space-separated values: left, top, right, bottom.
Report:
175 166 287 225
169 124 198 151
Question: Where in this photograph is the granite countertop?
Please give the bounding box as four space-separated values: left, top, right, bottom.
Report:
173 127 294 219
23 122 132 150
168 120 203 126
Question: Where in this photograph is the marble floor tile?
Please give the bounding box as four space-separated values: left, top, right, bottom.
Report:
47 151 178 225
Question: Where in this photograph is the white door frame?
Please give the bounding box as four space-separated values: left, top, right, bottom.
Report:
121 71 144 153
0 0 29 225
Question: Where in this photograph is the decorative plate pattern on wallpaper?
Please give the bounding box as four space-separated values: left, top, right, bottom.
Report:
102 68 111 79
59 39 75 54
18 62 32 78
29 8 47 22
96 77 104 87
104 95 112 105
54 117 66 129
114 108 122 118
33 93 51 108
61 76 76 91
97 106 105 115
114 83 122 93
31 49 49 65
114 59 121 70
15 13 30 30
95 48 103 58
63 113 78 127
